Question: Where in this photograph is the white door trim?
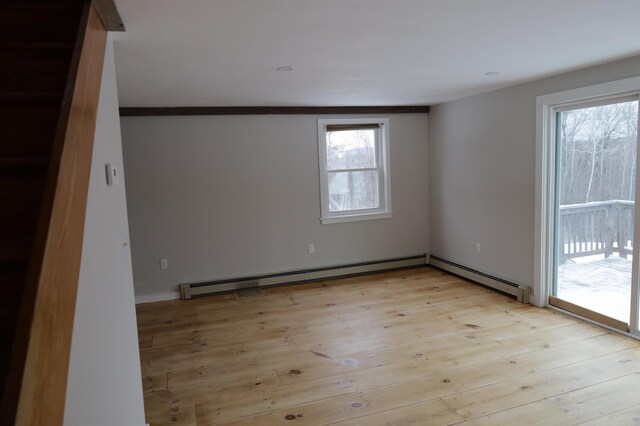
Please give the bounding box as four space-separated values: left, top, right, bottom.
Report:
534 76 640 336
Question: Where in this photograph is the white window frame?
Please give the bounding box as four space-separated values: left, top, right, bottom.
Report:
535 76 640 337
317 117 392 224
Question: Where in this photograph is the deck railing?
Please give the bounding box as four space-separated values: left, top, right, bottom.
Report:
559 200 634 262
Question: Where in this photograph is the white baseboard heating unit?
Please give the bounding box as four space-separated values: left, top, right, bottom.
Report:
429 255 531 304
180 254 427 299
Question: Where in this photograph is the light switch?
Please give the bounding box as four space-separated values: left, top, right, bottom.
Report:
105 164 118 186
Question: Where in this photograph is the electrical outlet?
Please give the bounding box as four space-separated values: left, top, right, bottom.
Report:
309 243 315 254
476 243 481 254
160 258 168 270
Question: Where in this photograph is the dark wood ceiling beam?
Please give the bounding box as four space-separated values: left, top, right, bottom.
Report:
119 105 430 116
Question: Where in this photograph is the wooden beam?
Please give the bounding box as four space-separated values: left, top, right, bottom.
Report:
8 4 107 425
119 105 430 117
94 0 125 31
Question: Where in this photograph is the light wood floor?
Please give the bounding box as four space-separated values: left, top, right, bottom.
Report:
136 267 640 425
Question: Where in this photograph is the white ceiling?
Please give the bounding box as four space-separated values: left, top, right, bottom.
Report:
112 0 640 107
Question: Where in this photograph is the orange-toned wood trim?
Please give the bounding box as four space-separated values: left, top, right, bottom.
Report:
94 0 125 31
549 295 629 332
5 3 107 425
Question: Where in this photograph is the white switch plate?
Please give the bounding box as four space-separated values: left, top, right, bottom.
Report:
105 164 119 186
476 243 481 254
309 243 315 254
160 258 168 269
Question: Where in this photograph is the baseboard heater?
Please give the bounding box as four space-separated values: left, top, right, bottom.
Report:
429 255 531 303
179 254 427 299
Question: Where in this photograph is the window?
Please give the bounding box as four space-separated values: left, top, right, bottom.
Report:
317 118 391 224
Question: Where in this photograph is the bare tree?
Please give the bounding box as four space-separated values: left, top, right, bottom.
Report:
326 129 378 210
560 101 637 204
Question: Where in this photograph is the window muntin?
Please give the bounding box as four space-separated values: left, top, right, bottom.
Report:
318 118 391 223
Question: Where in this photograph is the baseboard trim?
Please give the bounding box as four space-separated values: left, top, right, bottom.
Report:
180 254 427 299
429 255 530 303
135 291 181 304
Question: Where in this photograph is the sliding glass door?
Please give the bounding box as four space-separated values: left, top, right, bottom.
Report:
551 97 639 330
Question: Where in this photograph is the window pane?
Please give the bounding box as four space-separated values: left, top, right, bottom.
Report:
326 129 376 170
328 171 379 211
555 99 638 323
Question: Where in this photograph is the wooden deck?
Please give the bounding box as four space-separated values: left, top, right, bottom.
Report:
136 267 640 425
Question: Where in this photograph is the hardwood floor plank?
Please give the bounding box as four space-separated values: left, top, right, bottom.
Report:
189 338 511 421
139 333 153 349
443 346 640 420
145 370 281 414
143 373 168 394
581 404 640 425
327 398 465 426
194 374 365 424
137 294 295 336
165 345 314 388
137 268 640 426
274 333 477 385
146 404 197 426
460 319 559 342
141 335 294 376
464 371 640 425
496 322 606 352
194 333 635 425
152 297 530 382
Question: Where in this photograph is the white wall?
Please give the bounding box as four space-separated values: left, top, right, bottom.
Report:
64 36 146 426
428 54 640 293
121 114 429 301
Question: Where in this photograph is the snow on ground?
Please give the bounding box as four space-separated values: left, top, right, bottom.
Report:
557 254 632 322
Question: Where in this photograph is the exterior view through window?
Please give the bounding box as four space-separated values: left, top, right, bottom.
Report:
554 98 639 323
327 128 378 211
317 118 391 224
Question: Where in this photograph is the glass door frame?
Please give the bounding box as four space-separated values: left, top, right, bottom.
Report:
535 76 640 337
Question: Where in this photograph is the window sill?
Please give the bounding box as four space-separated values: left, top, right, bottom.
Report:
320 212 392 224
